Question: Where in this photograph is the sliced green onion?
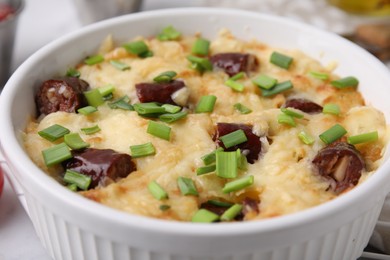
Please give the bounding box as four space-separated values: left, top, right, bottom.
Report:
270 51 293 69
67 183 78 191
207 200 233 207
98 84 115 97
77 106 98 115
66 68 80 78
216 151 238 179
84 55 104 65
192 38 210 56
319 124 347 144
222 175 254 193
195 95 217 113
148 180 168 200
177 177 198 196
252 74 277 89
225 79 244 92
134 102 165 115
261 80 293 97
108 95 134 110
347 131 378 145
64 133 89 150
281 107 304 118
42 143 72 166
322 103 340 116
81 125 101 135
159 204 171 211
298 131 315 145
123 41 149 55
236 149 248 171
84 89 104 107
196 164 216 176
159 111 188 123
187 55 213 73
153 71 177 83
157 25 181 41
230 72 245 81
139 50 154 58
233 103 252 114
219 129 248 149
277 113 296 127
147 121 171 141
201 147 224 165
110 60 130 71
220 204 243 221
63 170 91 191
309 71 329 80
38 124 70 142
162 104 181 114
130 142 156 158
191 209 219 223
331 76 359 88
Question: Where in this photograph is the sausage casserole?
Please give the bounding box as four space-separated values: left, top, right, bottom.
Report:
23 28 388 222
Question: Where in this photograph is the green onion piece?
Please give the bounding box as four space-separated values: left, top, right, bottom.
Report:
277 113 296 127
220 204 243 221
42 143 72 166
225 79 244 92
130 142 156 158
98 84 115 97
222 175 254 193
347 131 378 145
191 38 210 56
139 50 154 58
319 124 347 144
81 125 101 135
63 170 92 191
216 151 238 179
157 25 181 41
64 133 89 150
331 76 359 89
147 121 171 141
191 209 219 223
187 55 213 73
233 103 252 114
252 75 277 89
281 107 304 118
298 131 315 145
219 129 248 149
309 71 329 80
159 111 188 123
67 183 78 191
236 149 248 171
66 68 80 78
201 147 224 165
77 106 98 115
109 60 130 71
148 180 168 200
195 95 217 113
230 72 245 81
261 80 293 97
162 104 181 114
159 204 171 211
177 177 198 196
134 102 165 115
108 95 134 110
84 89 104 107
322 103 340 116
84 55 104 65
38 124 70 142
270 51 293 69
123 41 149 55
196 164 216 176
207 200 233 207
153 71 177 83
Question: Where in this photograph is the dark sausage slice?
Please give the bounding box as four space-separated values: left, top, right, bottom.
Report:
36 77 89 115
235 197 260 221
63 148 136 189
200 201 230 216
283 98 323 114
312 142 365 193
210 53 258 77
135 80 185 105
214 123 262 164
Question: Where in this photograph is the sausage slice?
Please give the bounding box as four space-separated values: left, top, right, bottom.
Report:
210 53 258 77
135 80 187 105
283 98 323 114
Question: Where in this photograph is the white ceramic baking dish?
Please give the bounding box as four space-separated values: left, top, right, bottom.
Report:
1 8 390 260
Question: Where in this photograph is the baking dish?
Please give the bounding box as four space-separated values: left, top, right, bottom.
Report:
1 8 390 260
